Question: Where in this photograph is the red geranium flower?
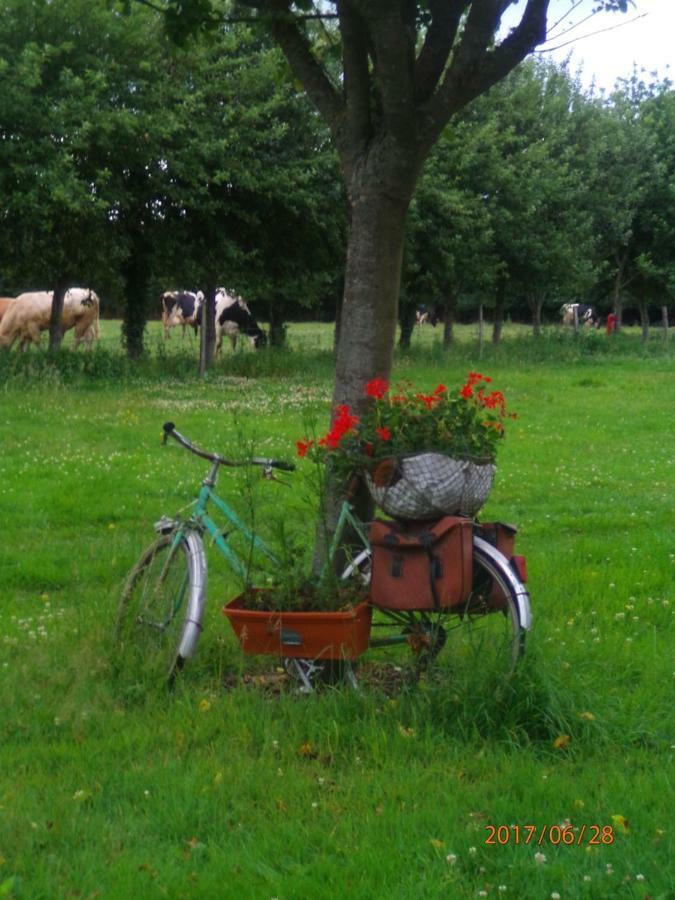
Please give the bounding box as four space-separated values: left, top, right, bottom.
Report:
365 377 389 400
295 438 313 458
375 426 391 442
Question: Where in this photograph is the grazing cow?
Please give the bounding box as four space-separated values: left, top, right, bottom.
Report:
214 288 266 353
415 304 440 326
161 290 204 339
0 297 14 325
561 302 599 328
0 288 100 351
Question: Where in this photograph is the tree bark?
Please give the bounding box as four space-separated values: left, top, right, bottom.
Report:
492 281 505 345
48 280 67 352
442 291 457 348
122 246 149 359
268 300 286 347
332 185 412 411
199 282 217 376
528 293 543 338
398 302 416 349
638 294 649 343
313 179 414 571
612 252 626 332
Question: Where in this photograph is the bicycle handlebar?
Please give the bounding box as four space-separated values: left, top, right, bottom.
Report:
162 422 295 471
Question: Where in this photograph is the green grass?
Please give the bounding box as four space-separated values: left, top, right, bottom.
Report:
0 323 673 899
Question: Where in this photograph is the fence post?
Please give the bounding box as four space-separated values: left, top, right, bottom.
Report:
663 306 669 344
478 303 484 358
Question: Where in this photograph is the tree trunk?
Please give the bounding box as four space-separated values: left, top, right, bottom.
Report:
398 302 416 349
122 248 149 359
314 183 412 572
199 282 217 376
48 280 67 352
528 294 543 338
638 294 649 343
492 283 505 345
333 284 343 357
662 306 670 343
612 253 626 332
333 189 411 410
443 292 457 348
268 301 286 348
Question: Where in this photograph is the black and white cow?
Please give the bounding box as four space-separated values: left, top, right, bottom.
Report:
214 289 266 353
561 302 600 329
161 291 204 339
416 304 441 326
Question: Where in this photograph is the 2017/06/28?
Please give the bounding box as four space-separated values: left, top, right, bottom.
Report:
484 824 615 846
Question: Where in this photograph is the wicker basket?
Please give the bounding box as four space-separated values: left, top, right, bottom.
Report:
364 452 495 520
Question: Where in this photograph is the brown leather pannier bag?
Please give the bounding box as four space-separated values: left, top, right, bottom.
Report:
368 516 473 611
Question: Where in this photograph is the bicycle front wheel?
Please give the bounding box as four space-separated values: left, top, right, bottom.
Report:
115 531 206 686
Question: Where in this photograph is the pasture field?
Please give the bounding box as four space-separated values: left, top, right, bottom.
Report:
0 322 673 899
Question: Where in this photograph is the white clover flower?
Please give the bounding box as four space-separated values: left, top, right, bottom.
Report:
551 893 561 899
534 852 547 865
635 874 645 882
446 853 457 865
469 846 477 855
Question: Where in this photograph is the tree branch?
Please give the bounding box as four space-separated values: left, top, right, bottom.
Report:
263 1 345 136
336 0 372 154
420 0 550 149
354 2 417 148
414 0 469 105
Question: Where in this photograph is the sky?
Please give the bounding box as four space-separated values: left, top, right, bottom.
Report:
504 0 673 93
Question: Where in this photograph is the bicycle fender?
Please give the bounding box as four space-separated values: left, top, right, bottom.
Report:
177 531 207 660
472 536 532 631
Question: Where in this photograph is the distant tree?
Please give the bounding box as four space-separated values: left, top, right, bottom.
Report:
0 0 123 348
615 78 675 338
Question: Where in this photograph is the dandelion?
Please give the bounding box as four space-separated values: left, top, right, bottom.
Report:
553 734 571 749
578 711 595 721
198 699 211 712
611 815 629 834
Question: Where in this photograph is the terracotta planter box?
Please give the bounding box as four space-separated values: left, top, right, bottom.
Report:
222 595 372 660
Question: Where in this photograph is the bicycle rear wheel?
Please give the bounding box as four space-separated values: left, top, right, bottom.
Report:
114 531 206 686
358 536 529 695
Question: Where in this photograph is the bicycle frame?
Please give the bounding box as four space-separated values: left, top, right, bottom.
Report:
189 474 280 579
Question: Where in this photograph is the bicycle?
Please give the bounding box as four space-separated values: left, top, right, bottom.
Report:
114 423 531 693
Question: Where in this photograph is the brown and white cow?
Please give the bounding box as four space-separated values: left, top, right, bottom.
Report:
0 297 14 326
160 291 203 339
214 289 266 354
0 288 100 351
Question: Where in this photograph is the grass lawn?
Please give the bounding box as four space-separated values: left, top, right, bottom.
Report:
0 322 673 899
